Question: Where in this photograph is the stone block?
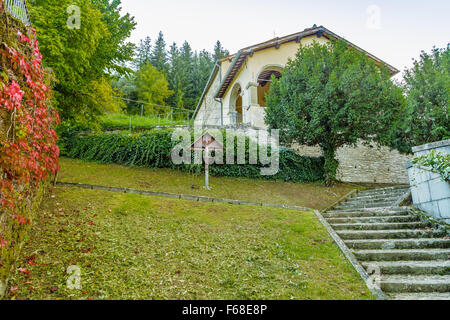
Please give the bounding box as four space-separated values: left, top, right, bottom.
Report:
429 178 450 202
418 201 441 219
437 199 450 218
415 182 431 203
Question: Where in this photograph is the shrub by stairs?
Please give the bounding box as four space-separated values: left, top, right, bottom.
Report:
324 186 450 300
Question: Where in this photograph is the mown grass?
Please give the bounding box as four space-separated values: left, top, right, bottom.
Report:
8 187 372 300
58 158 361 210
100 114 190 130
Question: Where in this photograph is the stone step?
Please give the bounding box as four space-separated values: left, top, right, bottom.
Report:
362 261 450 275
323 210 410 218
331 222 429 231
355 192 408 200
327 207 409 214
357 187 409 195
335 202 400 210
380 275 450 293
341 198 398 204
356 189 408 196
390 292 450 300
345 238 450 250
349 194 404 201
337 229 446 240
326 215 419 224
354 249 450 261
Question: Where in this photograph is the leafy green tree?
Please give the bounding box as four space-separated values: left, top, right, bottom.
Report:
265 40 405 185
112 76 140 114
90 77 126 113
135 63 173 114
151 31 168 73
28 0 136 124
213 40 229 61
91 0 136 75
391 46 449 152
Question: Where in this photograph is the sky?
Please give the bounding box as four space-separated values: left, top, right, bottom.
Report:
119 0 449 81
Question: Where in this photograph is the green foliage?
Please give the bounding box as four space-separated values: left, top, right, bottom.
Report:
135 63 173 114
61 130 325 183
412 151 450 182
28 0 136 123
90 78 126 114
150 31 168 73
391 46 450 153
98 114 190 130
265 40 405 184
127 33 217 114
213 40 230 61
133 36 151 70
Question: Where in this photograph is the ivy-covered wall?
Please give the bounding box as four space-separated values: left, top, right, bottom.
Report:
0 1 60 298
60 129 325 183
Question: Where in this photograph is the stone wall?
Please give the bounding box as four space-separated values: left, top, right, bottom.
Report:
293 140 412 184
406 139 450 223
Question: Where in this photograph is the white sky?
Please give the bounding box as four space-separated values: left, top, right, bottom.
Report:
120 0 449 81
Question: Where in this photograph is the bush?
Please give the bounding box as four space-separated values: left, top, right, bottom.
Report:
62 130 325 183
412 151 450 182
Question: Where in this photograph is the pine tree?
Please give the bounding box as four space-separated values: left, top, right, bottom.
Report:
213 40 229 61
151 31 168 73
192 50 214 106
134 36 152 70
179 41 196 109
167 42 184 110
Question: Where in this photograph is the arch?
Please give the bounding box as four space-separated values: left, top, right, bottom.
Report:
255 64 284 107
254 64 284 84
229 82 243 124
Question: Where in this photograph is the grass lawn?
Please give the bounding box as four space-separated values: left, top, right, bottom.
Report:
58 158 361 210
8 187 372 300
100 114 190 130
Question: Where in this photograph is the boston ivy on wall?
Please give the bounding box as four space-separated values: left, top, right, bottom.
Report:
0 0 60 297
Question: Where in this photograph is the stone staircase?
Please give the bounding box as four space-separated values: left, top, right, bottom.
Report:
323 186 450 300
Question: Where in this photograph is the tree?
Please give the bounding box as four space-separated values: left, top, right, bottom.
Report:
192 50 214 106
265 40 405 185
213 40 229 61
133 36 152 70
28 0 136 124
179 41 196 109
112 76 139 114
167 42 184 110
151 31 168 73
135 63 173 115
90 78 126 114
390 46 449 153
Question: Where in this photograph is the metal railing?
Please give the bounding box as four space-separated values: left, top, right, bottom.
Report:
3 0 31 26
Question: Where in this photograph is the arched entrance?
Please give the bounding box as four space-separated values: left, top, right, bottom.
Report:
256 66 283 107
229 83 243 124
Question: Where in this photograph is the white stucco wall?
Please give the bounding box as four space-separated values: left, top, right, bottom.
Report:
194 35 328 128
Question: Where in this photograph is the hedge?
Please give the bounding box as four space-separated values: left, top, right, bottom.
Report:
60 129 325 183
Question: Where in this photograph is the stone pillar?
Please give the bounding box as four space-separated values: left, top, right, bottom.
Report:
246 82 259 107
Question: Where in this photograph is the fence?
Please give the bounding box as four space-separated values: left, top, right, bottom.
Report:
4 0 31 25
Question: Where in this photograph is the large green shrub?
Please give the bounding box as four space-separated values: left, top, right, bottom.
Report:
61 129 325 183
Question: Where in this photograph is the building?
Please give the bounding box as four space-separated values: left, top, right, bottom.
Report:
193 25 411 184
